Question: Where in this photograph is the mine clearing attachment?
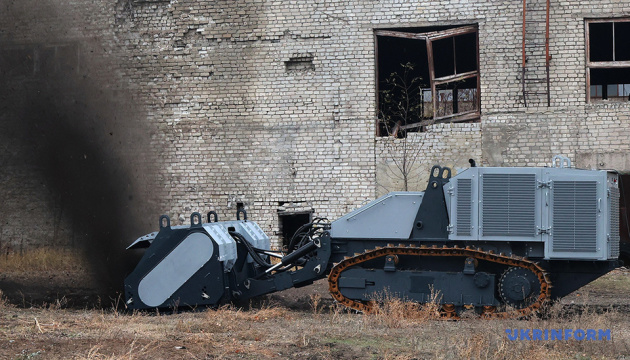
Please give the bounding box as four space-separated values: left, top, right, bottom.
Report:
124 156 622 319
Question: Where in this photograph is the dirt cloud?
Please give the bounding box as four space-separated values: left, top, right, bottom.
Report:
0 0 160 297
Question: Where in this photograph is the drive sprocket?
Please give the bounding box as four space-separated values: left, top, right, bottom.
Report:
498 267 541 308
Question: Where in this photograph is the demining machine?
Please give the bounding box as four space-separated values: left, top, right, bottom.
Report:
124 155 622 318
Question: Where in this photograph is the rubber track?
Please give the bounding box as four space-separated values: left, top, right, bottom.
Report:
327 244 552 319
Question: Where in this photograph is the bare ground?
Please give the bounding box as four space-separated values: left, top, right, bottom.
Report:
1 269 630 359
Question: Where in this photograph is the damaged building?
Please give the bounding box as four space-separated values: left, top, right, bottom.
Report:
2 0 630 250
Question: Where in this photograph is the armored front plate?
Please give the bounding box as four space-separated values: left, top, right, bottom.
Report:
137 232 214 307
330 192 424 239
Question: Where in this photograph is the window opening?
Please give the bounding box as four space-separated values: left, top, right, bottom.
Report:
375 25 480 137
586 19 630 102
278 212 312 250
285 54 315 73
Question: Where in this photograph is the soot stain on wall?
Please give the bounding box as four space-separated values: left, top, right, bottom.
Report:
0 0 160 299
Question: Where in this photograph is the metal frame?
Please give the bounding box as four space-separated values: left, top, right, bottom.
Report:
374 31 380 136
374 25 481 134
585 17 630 103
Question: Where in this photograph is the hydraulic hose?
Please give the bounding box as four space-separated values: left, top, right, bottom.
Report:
260 239 319 277
229 231 273 268
286 222 314 254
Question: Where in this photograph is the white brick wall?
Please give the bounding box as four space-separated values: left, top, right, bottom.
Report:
2 0 630 250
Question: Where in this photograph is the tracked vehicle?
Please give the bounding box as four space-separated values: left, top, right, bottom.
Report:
124 156 622 318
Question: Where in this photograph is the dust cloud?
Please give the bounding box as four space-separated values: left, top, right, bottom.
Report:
0 0 160 299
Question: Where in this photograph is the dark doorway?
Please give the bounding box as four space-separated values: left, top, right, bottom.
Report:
278 212 312 249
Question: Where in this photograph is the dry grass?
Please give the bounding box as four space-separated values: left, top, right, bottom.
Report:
309 293 323 314
1 269 630 359
0 247 87 272
0 297 629 360
367 287 442 328
450 307 630 360
204 302 292 324
0 289 11 309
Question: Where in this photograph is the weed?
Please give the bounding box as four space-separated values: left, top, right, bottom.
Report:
0 289 11 308
310 293 322 314
110 293 123 316
367 287 441 328
0 270 628 360
328 302 348 324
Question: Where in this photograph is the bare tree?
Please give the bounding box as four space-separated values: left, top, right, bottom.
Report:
378 63 431 192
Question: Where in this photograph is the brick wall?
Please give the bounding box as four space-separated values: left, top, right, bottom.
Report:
0 0 158 254
2 0 630 250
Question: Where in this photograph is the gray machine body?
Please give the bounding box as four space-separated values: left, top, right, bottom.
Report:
330 166 619 261
444 166 619 260
124 157 621 311
330 192 423 240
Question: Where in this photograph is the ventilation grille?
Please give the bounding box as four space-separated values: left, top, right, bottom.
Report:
456 178 472 236
609 186 620 258
481 174 536 236
552 181 597 252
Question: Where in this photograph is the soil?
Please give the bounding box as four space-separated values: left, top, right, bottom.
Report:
0 268 629 359
0 271 108 309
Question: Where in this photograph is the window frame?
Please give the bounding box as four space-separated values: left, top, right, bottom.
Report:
374 25 481 136
585 18 630 103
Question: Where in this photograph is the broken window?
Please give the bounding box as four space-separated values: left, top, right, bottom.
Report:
586 19 630 102
375 25 480 137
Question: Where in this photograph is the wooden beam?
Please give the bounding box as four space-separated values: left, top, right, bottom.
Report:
374 30 427 40
588 61 630 68
399 111 480 130
426 39 437 120
433 110 480 122
426 25 477 41
433 70 478 86
375 25 478 42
